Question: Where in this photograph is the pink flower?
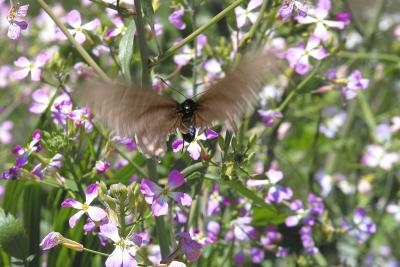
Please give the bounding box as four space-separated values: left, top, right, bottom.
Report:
61 183 107 228
169 7 186 30
106 17 127 38
57 10 100 44
6 4 29 40
0 120 13 144
11 52 50 81
29 87 56 114
40 232 62 250
395 25 400 38
286 36 328 75
0 66 12 88
341 70 369 100
172 129 218 160
140 170 192 217
100 222 138 267
296 0 345 40
257 109 283 127
235 0 262 28
177 232 202 261
361 145 399 170
95 161 110 173
279 0 307 20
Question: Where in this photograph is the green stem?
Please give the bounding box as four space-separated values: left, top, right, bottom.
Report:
89 0 136 16
338 51 400 63
149 0 245 67
82 248 109 257
357 91 377 142
133 0 151 87
38 0 112 83
276 63 322 112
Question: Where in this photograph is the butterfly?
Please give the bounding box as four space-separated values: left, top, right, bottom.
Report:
78 50 279 158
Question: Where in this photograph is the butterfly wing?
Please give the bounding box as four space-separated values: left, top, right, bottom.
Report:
194 50 279 131
78 82 180 157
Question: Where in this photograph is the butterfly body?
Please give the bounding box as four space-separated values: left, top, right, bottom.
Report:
79 50 279 158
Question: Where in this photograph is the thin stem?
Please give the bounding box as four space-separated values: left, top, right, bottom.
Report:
149 0 245 67
89 0 136 17
338 51 400 63
276 63 322 112
133 0 150 87
38 0 112 83
82 247 109 257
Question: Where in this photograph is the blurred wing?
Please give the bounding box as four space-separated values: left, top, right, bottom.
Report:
78 82 180 157
195 50 280 131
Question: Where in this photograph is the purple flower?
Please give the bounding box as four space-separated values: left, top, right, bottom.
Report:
112 136 137 151
345 208 376 243
40 232 83 251
257 109 283 127
300 226 319 255
173 34 207 67
279 0 307 20
61 183 107 228
0 66 12 88
99 222 138 267
68 107 93 132
230 216 256 241
57 10 100 44
140 170 192 216
341 70 369 100
319 107 347 138
11 52 50 81
29 87 56 114
206 185 223 216
335 11 351 26
0 120 13 144
177 232 202 261
172 128 218 160
285 194 324 227
13 129 42 168
2 166 19 180
286 36 328 75
106 17 127 38
6 4 29 40
361 144 399 170
296 0 346 40
32 153 63 178
169 7 186 30
250 248 264 263
95 161 110 174
235 0 262 28
40 232 62 250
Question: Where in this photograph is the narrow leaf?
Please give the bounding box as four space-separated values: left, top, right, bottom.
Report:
118 19 136 82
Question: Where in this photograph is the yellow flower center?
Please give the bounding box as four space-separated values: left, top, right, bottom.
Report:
82 203 89 212
116 239 127 248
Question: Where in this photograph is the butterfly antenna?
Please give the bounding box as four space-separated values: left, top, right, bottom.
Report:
157 77 187 99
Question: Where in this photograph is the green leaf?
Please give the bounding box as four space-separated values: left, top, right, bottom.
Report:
0 209 29 260
225 180 266 207
252 206 287 226
118 19 136 82
23 184 41 267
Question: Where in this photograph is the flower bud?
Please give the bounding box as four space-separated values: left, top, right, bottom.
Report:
110 183 128 201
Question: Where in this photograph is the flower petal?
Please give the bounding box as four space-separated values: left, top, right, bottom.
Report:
85 183 100 205
105 247 124 267
167 170 185 189
66 10 82 28
100 222 121 243
172 139 184 152
140 179 161 203
7 23 22 40
69 210 85 228
61 199 83 209
87 206 107 221
151 196 169 216
187 142 201 160
170 192 192 206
